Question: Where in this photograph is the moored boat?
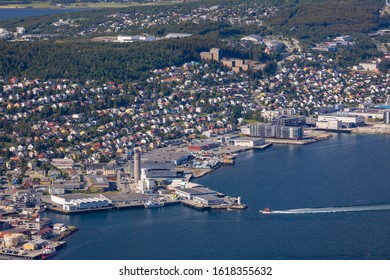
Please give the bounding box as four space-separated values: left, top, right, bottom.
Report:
41 246 56 260
144 201 164 208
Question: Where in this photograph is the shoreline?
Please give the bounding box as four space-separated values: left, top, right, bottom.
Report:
350 123 390 135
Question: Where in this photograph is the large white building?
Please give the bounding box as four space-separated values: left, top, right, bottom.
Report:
193 195 225 206
228 137 265 147
51 194 110 211
316 119 342 130
317 115 365 127
118 35 156 43
165 33 192 39
240 34 263 43
175 187 218 199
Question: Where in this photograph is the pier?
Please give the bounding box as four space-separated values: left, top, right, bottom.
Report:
0 241 67 260
48 205 115 215
181 197 247 211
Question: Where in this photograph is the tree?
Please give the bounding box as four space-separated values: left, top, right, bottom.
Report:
378 59 390 74
263 61 278 77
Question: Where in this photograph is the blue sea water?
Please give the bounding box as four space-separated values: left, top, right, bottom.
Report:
45 134 390 260
0 8 84 21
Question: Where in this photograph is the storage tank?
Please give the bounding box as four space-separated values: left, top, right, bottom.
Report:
12 233 26 243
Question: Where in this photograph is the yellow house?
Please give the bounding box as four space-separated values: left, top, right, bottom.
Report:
23 242 38 251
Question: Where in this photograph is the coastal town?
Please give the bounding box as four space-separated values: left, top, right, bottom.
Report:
1 46 389 258
1 0 390 261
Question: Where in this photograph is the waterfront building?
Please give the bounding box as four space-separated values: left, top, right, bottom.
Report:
137 178 157 192
249 124 303 140
175 187 218 199
275 126 303 140
250 124 276 138
317 114 365 127
140 167 183 179
188 142 219 152
193 195 225 206
228 137 265 147
100 193 149 204
216 134 239 144
50 194 110 211
316 119 342 130
142 150 193 166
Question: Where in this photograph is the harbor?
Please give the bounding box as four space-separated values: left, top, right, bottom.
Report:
0 240 67 260
0 222 78 260
0 128 345 260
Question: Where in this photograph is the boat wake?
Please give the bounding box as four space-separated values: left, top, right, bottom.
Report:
263 204 390 215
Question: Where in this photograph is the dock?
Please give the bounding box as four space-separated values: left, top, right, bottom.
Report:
114 200 180 210
253 143 273 150
181 199 247 211
0 241 67 260
265 138 318 145
48 205 115 215
314 128 352 134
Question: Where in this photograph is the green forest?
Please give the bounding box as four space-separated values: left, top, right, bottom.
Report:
0 37 224 82
0 0 388 81
265 0 389 44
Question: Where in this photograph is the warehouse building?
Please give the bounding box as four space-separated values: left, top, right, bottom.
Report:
188 142 219 152
100 193 149 204
193 195 225 206
228 137 265 147
175 187 218 199
317 114 365 127
50 194 110 211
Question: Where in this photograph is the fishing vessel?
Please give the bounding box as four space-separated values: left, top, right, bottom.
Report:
41 245 56 259
144 201 164 208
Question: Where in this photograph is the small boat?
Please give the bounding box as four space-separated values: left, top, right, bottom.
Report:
144 201 164 208
259 207 271 214
42 245 56 260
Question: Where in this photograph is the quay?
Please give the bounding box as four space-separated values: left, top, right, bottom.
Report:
48 204 115 215
0 241 66 260
181 196 247 211
265 138 318 145
253 143 273 150
314 128 352 133
115 200 180 210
